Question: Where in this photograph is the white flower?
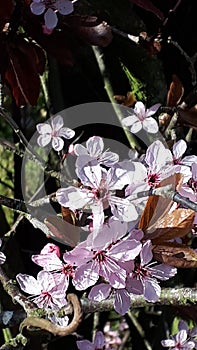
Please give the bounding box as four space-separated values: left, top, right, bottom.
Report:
122 101 160 134
74 136 119 169
36 115 75 151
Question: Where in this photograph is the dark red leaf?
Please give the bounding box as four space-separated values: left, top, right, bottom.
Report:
5 36 45 106
178 105 197 130
0 0 14 20
130 0 165 20
152 243 197 268
167 74 184 107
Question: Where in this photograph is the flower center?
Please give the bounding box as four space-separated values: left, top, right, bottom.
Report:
133 263 150 279
147 173 160 187
187 177 197 193
62 264 74 277
93 250 106 263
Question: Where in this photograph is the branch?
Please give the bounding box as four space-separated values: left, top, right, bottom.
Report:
92 45 140 151
81 287 197 313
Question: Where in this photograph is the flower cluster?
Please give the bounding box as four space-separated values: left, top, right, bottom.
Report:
19 128 197 317
30 0 75 32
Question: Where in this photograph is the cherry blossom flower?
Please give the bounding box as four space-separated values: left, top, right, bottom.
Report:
161 330 195 349
127 240 177 302
36 115 75 151
30 0 74 30
56 162 139 232
63 220 142 290
16 270 67 309
145 140 179 187
122 101 160 134
77 331 109 350
0 239 6 265
74 136 119 169
31 251 74 290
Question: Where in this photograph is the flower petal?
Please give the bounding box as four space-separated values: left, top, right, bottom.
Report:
30 2 45 15
36 123 52 134
16 274 41 295
173 139 187 159
56 0 74 15
76 340 94 350
58 127 75 139
130 121 142 134
86 136 104 157
52 136 64 151
51 115 64 131
146 103 161 117
143 117 159 133
114 289 131 315
0 252 6 264
44 8 58 29
56 187 91 210
122 114 139 127
37 134 51 147
73 261 99 290
143 277 161 302
88 283 111 301
94 331 105 348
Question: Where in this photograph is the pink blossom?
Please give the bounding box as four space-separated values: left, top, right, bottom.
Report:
16 271 67 309
63 221 142 290
74 136 119 169
127 240 177 302
145 140 179 187
77 331 107 350
30 0 74 30
161 329 196 349
122 101 160 134
56 163 139 231
31 251 74 290
36 115 75 151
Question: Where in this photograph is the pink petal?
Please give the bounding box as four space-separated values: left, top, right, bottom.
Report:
134 101 146 117
76 340 94 350
109 240 141 261
56 187 91 210
130 121 142 134
30 2 45 15
37 134 51 147
74 144 88 156
40 243 60 257
142 117 159 133
122 114 139 127
140 240 152 265
58 127 75 139
146 103 161 117
44 8 58 29
114 289 131 315
173 139 187 159
175 330 187 344
94 331 105 348
37 271 56 291
16 274 41 295
143 277 161 302
161 339 176 347
32 253 62 271
192 162 197 180
56 0 74 15
36 123 52 134
52 136 64 151
100 151 119 166
77 164 102 188
51 115 64 131
86 136 104 157
88 283 111 301
99 258 126 289
73 261 99 290
148 264 177 280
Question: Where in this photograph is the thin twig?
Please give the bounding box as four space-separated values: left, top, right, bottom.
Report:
92 46 140 151
127 311 152 350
